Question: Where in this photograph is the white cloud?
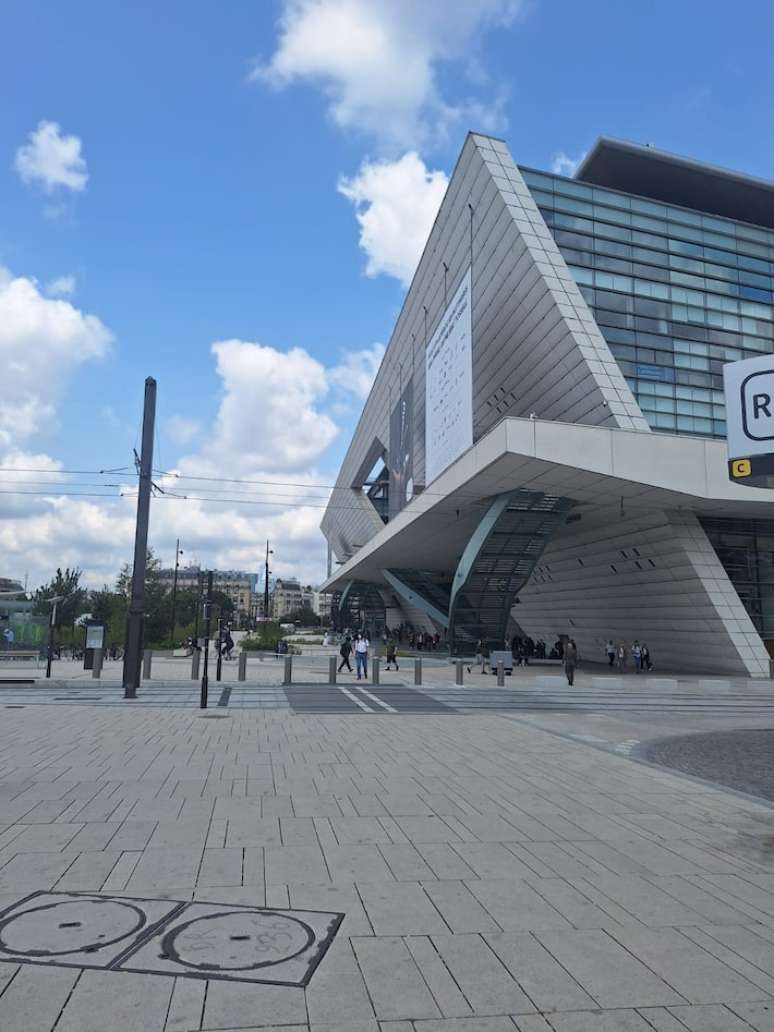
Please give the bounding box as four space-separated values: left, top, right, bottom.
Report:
551 151 586 177
329 343 385 399
183 339 339 476
0 268 112 446
166 416 201 445
15 121 88 192
0 303 369 591
257 0 524 149
45 275 76 297
338 152 448 286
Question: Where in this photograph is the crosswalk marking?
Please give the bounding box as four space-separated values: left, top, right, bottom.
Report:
352 685 398 713
337 686 373 712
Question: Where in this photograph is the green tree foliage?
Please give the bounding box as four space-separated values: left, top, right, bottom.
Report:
32 567 88 627
283 605 320 626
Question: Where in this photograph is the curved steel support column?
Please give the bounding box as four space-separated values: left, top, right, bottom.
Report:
382 569 450 628
448 490 574 652
338 580 387 635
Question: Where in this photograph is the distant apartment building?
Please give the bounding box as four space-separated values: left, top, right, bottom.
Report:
313 590 333 623
156 566 255 626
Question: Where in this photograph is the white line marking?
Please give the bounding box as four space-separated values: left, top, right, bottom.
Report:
353 685 397 713
338 686 372 712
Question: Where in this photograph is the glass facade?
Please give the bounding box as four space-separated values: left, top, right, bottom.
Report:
700 517 774 639
521 168 774 438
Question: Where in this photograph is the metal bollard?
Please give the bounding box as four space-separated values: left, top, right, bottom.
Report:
329 656 337 684
238 652 247 681
92 648 103 679
372 657 380 685
191 650 200 680
142 649 152 680
497 660 505 686
283 655 292 685
455 659 464 685
414 657 422 685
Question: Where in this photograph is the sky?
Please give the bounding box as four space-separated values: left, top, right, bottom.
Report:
2 0 773 591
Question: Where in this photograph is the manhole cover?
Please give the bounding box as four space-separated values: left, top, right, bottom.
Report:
0 892 342 986
0 897 145 957
161 910 314 971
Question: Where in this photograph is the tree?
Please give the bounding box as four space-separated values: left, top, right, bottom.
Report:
284 605 320 626
33 568 88 627
89 586 128 649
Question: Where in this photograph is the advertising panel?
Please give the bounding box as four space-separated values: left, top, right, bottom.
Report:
389 378 414 518
425 266 473 485
724 354 774 487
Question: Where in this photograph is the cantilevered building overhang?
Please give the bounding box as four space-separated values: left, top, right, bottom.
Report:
321 131 774 676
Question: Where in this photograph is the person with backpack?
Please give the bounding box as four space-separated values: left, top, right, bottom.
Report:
338 635 353 673
385 636 399 671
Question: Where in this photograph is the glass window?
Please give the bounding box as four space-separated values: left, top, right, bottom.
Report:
554 178 594 200
555 196 594 217
667 207 702 227
592 188 631 210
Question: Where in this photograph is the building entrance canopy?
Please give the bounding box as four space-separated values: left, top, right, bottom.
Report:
323 416 774 592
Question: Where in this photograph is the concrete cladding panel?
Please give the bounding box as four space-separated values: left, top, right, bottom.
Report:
322 133 649 560
517 508 770 677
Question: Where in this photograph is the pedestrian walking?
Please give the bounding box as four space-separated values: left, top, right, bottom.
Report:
564 638 578 686
605 639 616 667
354 632 369 679
385 636 399 671
641 643 652 671
338 635 353 673
632 640 642 673
616 643 627 671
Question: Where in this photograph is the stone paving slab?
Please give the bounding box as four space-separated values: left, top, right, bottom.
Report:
1 704 774 1028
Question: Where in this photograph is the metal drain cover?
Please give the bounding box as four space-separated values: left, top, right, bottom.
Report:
0 892 342 986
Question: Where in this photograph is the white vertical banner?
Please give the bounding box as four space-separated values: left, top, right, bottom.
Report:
425 266 473 484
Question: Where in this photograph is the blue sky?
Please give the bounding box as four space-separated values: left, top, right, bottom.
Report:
2 0 773 588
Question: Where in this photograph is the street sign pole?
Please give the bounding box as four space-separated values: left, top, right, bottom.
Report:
200 571 213 709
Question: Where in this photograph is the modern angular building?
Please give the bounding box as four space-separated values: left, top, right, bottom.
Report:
320 133 774 676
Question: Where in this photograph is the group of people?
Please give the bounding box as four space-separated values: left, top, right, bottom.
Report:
605 639 653 672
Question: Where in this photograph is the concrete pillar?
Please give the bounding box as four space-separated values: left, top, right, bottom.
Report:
142 649 152 680
91 648 103 679
238 652 247 682
455 660 464 686
283 656 292 685
372 657 380 685
414 658 422 685
497 661 505 686
191 650 200 680
329 656 337 684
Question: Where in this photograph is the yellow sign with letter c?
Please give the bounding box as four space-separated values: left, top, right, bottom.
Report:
732 459 752 478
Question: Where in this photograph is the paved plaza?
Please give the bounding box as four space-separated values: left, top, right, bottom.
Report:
1 692 774 1030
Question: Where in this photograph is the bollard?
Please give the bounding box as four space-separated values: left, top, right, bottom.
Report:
191 650 200 680
329 656 337 684
414 657 422 685
142 649 152 680
497 660 505 686
238 652 247 682
283 655 292 685
92 648 103 679
455 659 464 686
372 657 380 685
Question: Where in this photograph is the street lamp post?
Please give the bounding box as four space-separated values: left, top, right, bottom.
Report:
45 595 65 679
264 540 273 623
168 539 183 648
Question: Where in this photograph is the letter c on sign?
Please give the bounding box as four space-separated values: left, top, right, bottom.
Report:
732 459 752 478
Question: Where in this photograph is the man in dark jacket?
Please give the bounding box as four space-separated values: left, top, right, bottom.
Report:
338 636 353 673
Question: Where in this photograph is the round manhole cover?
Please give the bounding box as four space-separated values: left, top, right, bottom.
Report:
161 910 314 971
0 898 146 957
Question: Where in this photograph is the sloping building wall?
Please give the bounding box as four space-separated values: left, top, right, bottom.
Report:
517 508 770 676
321 132 648 564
